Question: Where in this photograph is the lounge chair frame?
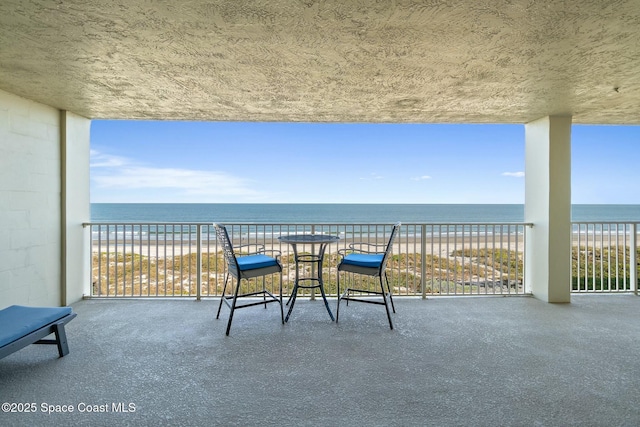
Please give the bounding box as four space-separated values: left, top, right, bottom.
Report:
0 306 77 359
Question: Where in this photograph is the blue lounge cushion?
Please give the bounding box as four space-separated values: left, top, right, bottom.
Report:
342 253 384 268
236 254 278 271
0 305 73 348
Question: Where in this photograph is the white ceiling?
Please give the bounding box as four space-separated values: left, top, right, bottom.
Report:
1 0 639 124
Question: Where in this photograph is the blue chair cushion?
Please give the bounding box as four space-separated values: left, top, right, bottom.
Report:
342 253 384 268
0 305 73 348
236 254 278 271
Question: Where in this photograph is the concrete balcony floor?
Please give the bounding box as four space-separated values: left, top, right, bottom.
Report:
1 295 640 426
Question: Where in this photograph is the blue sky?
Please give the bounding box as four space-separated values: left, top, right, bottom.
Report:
90 121 640 204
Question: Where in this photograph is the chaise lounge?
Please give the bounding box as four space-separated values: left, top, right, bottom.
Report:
0 305 77 359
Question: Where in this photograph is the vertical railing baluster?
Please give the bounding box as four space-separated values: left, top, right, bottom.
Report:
623 224 628 292
490 224 495 295
171 224 176 297
138 225 143 297
405 225 410 296
145 224 150 297
615 223 620 292
608 224 613 291
507 224 512 294
421 224 426 299
310 224 316 300
106 225 111 297
586 223 591 292
444 225 449 295
516 224 520 294
123 225 127 296
630 223 637 295
448 224 452 295
114 224 119 296
591 223 596 292
575 223 580 292
481 224 486 295
197 225 202 301
96 225 102 297
522 224 526 294
430 225 435 296
161 224 166 297
129 225 134 296
600 223 605 291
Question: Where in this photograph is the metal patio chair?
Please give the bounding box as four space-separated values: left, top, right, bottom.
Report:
214 223 284 335
336 222 401 329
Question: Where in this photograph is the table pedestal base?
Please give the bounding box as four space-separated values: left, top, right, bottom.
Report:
285 276 335 322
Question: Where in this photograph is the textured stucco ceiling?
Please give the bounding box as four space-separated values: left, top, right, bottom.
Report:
1 0 639 124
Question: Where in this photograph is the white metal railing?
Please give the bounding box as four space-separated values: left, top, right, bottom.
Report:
571 222 639 293
83 222 532 299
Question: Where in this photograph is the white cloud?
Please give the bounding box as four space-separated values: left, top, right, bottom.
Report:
359 172 384 180
91 150 261 200
93 167 258 196
502 171 525 178
90 150 127 168
411 175 432 181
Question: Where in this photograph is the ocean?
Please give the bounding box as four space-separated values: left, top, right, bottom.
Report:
90 203 640 223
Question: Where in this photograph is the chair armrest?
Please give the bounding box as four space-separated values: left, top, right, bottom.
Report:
337 244 385 262
347 242 387 254
262 249 282 260
337 248 348 262
234 243 266 256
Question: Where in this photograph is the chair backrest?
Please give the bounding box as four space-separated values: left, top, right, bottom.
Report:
214 223 239 274
379 222 401 274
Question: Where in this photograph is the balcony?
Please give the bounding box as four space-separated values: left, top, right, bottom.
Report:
3 221 639 425
1 295 640 425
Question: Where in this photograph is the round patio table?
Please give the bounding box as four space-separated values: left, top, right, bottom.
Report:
277 234 340 322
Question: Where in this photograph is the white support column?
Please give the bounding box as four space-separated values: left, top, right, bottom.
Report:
60 111 91 305
524 116 572 303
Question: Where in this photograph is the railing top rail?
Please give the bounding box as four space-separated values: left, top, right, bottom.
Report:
83 221 534 227
572 221 640 225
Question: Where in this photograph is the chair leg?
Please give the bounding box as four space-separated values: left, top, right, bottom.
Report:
336 271 341 323
318 277 335 322
346 274 351 306
226 277 242 336
216 273 230 319
380 276 394 330
53 322 70 357
263 277 267 309
385 272 396 313
279 272 285 325
285 281 300 323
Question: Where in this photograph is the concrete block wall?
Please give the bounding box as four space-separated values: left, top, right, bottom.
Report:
0 90 62 308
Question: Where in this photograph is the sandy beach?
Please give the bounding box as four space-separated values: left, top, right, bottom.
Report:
91 234 529 257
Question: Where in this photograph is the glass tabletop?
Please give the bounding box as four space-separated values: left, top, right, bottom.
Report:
277 234 340 244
